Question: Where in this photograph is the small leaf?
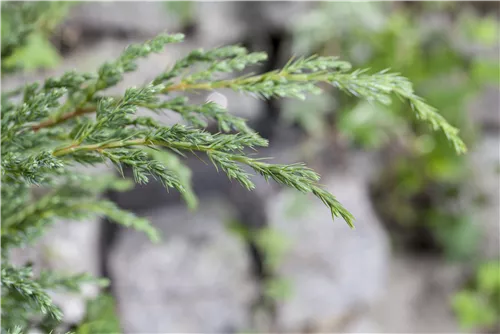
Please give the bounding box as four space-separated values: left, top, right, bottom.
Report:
3 32 61 71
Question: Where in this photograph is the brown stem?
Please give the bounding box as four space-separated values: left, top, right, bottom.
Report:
163 81 216 92
162 72 314 93
51 138 215 157
33 71 315 132
31 71 299 131
31 106 96 132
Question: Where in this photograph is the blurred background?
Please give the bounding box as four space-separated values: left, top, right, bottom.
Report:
3 1 499 333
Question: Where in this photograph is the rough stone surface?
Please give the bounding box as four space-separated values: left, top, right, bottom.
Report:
469 86 500 132
241 1 316 33
370 254 464 333
468 134 500 260
194 2 248 49
268 155 390 332
65 2 184 38
108 199 258 333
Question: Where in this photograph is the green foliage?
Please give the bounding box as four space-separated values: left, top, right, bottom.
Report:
1 264 108 332
254 228 291 274
1 3 464 332
227 221 291 275
371 9 495 259
338 101 407 149
452 261 500 331
6 328 23 334
1 1 72 73
74 294 121 334
227 220 293 312
163 1 195 26
255 228 293 302
292 2 496 259
459 10 500 46
263 278 293 303
1 265 63 328
2 32 61 71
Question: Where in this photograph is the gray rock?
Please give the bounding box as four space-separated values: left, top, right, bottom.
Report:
66 2 184 38
469 86 500 132
194 2 248 49
370 254 464 333
108 199 258 333
468 134 500 260
268 160 390 332
241 1 316 33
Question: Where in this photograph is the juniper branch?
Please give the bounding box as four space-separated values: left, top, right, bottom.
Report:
1 25 466 331
29 54 465 153
49 128 354 227
162 59 466 154
1 265 63 321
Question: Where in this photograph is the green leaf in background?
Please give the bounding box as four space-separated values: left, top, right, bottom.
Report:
432 215 479 261
338 101 407 149
76 294 121 334
452 290 497 330
423 1 457 11
477 262 500 295
282 94 333 139
264 277 293 302
255 228 291 271
460 12 500 46
452 261 500 331
471 59 500 85
3 32 61 71
425 154 465 183
163 1 194 26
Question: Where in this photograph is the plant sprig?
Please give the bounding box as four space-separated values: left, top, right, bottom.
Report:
28 50 466 154
1 27 466 332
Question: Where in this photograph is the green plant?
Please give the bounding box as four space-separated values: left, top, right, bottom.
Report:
292 2 498 259
227 220 292 333
1 1 74 73
226 220 293 303
452 261 500 332
1 2 465 332
74 294 121 334
162 1 195 28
